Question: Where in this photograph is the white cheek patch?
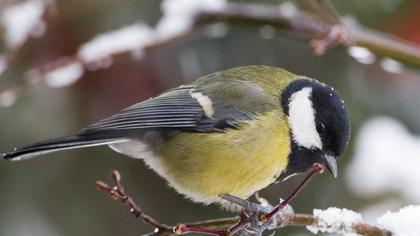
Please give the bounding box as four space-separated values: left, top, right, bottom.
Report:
288 87 323 150
190 91 214 118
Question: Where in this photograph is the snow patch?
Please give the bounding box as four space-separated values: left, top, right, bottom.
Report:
346 117 420 203
1 0 46 48
380 58 404 74
77 23 154 63
347 46 376 64
44 62 84 88
306 207 362 235
156 0 227 39
376 205 420 236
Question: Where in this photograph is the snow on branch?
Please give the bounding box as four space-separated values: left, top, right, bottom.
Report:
77 23 154 64
156 0 227 39
0 0 55 78
306 207 363 235
1 0 419 107
44 61 84 88
303 206 420 236
1 0 47 48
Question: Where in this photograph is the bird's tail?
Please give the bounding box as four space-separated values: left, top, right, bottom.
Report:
2 134 128 161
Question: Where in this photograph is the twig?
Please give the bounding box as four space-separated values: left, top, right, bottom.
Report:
96 170 393 236
265 163 324 220
95 170 171 233
0 21 199 95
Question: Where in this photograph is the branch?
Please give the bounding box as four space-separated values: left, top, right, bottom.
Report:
95 170 171 233
96 170 393 236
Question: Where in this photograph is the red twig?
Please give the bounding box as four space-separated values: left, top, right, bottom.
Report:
95 170 170 232
265 163 324 219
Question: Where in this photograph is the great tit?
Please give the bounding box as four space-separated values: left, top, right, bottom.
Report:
2 65 350 205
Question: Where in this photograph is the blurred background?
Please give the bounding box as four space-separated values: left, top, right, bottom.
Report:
0 0 420 235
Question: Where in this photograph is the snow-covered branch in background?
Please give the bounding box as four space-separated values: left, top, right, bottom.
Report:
1 0 420 107
0 0 228 107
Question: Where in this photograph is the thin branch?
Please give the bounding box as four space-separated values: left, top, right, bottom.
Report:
96 170 393 236
95 170 171 233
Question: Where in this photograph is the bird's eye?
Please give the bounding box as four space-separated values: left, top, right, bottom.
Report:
316 122 326 133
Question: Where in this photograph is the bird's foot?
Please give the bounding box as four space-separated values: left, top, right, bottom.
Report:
218 194 293 236
218 163 325 235
173 194 285 236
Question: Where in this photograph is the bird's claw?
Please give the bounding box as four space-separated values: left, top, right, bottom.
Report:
220 194 294 235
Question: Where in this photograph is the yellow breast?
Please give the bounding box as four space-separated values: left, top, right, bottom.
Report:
153 111 290 204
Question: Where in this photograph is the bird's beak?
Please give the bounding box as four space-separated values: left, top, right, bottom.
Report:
323 154 338 178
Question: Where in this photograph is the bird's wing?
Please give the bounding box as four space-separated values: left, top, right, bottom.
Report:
81 84 260 135
2 78 277 161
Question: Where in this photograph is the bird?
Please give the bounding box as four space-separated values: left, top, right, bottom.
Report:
2 65 350 205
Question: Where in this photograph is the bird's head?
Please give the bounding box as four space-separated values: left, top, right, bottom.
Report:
280 79 350 179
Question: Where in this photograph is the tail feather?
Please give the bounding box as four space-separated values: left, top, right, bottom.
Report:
2 135 127 161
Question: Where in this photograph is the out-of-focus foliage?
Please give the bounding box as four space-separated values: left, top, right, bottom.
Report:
0 0 419 235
